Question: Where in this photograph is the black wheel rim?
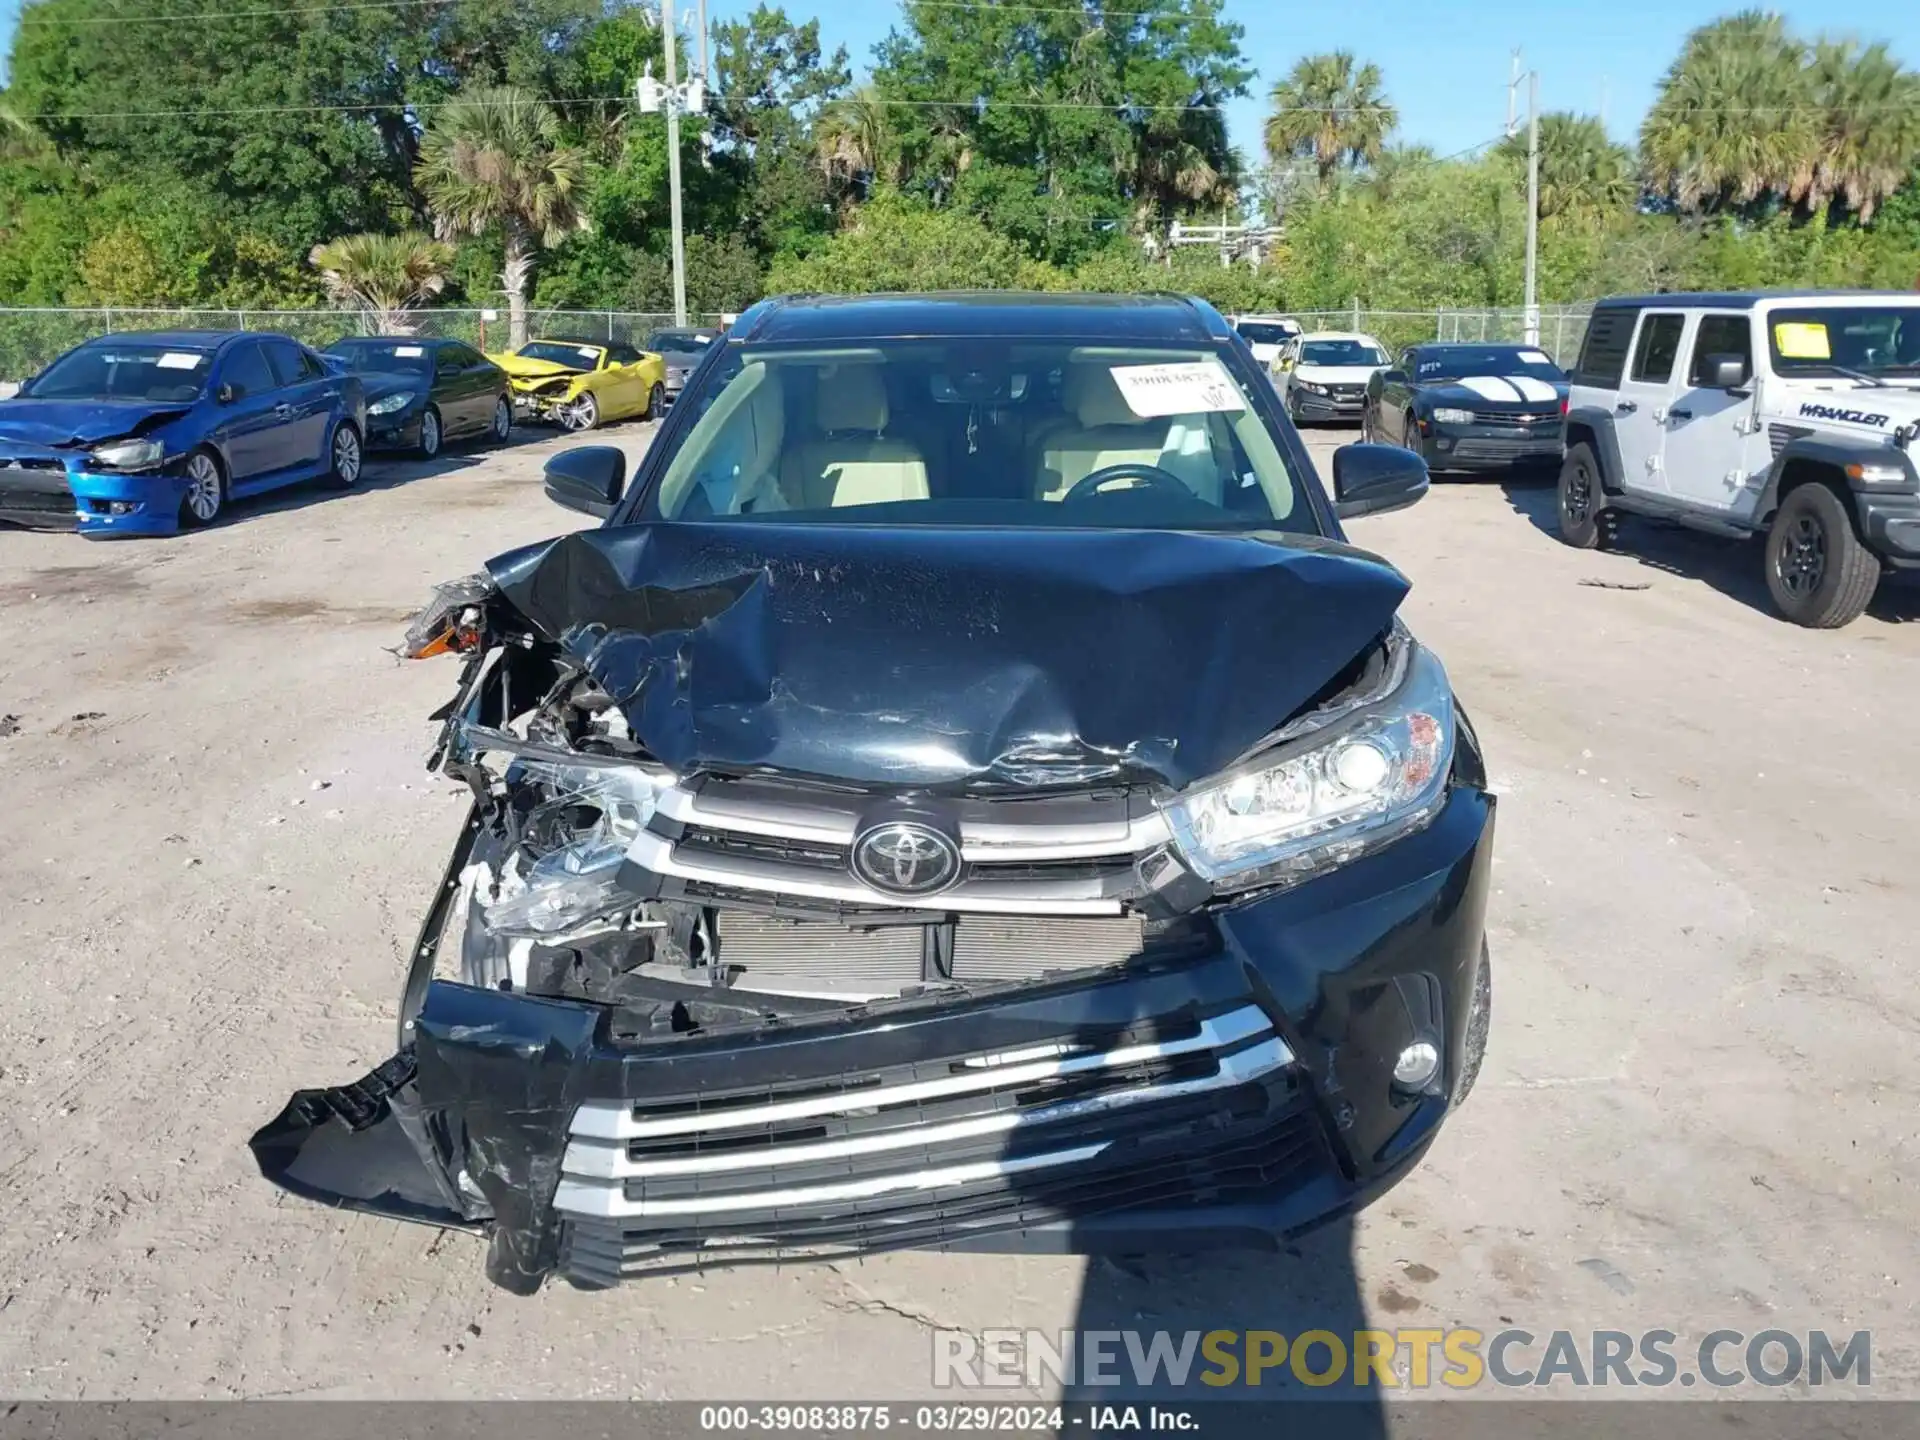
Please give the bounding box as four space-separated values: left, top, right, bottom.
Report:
1563 464 1592 525
1775 511 1826 597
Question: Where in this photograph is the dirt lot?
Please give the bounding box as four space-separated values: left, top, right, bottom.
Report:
1 420 1917 1400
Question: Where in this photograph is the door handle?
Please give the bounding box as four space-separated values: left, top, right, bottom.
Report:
1669 407 1693 421
273 403 294 417
1615 400 1637 414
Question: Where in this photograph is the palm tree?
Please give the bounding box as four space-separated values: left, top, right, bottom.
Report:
417 86 586 348
1264 52 1396 185
1126 107 1240 230
1640 11 1815 214
0 97 51 162
310 232 457 333
814 86 895 196
1500 112 1637 219
1802 39 1920 222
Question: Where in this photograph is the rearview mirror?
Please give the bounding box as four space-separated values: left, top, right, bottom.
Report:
1700 353 1750 389
1332 443 1429 520
544 445 625 518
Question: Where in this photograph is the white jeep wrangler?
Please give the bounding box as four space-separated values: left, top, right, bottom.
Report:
1559 291 1920 628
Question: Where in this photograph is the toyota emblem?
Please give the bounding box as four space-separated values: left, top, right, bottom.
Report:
850 820 963 897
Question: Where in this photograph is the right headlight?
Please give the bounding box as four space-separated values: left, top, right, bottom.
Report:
1431 407 1473 425
1162 637 1455 894
368 391 417 416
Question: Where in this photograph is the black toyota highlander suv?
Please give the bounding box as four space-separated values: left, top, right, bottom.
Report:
252 292 1496 1294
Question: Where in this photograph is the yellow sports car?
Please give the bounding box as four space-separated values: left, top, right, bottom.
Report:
486 337 668 430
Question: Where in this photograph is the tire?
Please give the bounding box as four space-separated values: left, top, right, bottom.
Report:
178 448 226 528
1764 482 1879 628
645 382 665 422
560 392 599 432
1453 940 1492 1106
418 406 442 460
489 394 512 443
1556 442 1612 550
1360 403 1376 443
327 421 363 488
1402 410 1420 454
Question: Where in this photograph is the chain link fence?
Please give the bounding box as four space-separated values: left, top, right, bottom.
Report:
0 302 1596 382
1274 304 1595 366
0 307 730 381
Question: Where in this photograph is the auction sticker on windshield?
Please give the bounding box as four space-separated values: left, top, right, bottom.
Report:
156 352 205 370
395 345 425 357
1111 360 1244 417
1775 322 1831 359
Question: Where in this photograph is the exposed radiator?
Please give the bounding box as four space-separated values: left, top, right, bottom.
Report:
714 911 1148 996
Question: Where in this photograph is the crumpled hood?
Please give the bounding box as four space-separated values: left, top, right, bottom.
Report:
490 353 587 380
484 522 1410 792
0 399 192 447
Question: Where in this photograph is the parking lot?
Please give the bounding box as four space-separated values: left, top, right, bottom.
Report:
1 421 1917 1399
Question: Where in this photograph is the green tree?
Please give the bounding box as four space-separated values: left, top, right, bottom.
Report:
767 194 1032 292
310 232 457 332
1264 51 1396 185
1640 11 1815 214
1498 112 1636 220
815 86 897 199
1802 39 1920 222
419 86 587 347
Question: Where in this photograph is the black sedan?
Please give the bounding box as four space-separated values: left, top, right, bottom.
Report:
1364 343 1568 474
322 336 512 458
640 326 720 403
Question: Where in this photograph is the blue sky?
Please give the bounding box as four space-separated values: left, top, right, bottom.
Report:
3 0 1917 159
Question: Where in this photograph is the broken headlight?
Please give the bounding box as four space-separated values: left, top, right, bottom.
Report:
1162 639 1454 894
481 759 672 936
90 437 164 470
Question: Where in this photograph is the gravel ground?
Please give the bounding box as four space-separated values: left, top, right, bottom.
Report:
0 421 1916 1400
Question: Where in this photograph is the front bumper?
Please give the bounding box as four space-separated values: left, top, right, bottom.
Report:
508 385 578 424
253 781 1494 1292
1420 426 1565 473
1856 488 1920 568
0 450 191 537
1288 389 1365 422
366 411 425 452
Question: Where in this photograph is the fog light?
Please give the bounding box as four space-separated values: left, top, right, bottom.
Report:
109 501 136 515
1393 1038 1441 1090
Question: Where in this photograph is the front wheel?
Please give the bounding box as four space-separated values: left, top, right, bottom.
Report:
560 392 599 432
418 407 442 460
645 382 665 422
1556 442 1612 550
1764 483 1879 628
328 421 363 488
179 448 226 527
489 394 512 443
1360 403 1376 443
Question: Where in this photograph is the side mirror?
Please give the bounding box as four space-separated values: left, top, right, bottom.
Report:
1380 369 1407 384
216 383 238 405
1701 353 1750 389
544 445 625 518
1332 443 1429 520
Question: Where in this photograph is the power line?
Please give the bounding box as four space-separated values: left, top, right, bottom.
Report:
16 0 1226 26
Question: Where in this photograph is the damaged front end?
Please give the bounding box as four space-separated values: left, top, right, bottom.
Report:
253 528 1495 1293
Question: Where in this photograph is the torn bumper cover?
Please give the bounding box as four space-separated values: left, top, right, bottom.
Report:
250 784 1493 1293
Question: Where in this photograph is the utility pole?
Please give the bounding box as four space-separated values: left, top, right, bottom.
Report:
1523 70 1541 346
697 0 709 82
636 5 707 328
1506 50 1522 138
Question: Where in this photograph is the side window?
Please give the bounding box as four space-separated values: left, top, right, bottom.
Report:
1630 314 1686 384
222 342 279 398
262 339 315 386
1573 308 1636 388
435 347 464 378
1688 315 1752 385
448 344 486 369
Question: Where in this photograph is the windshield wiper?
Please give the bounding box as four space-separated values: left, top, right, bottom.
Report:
1812 364 1887 388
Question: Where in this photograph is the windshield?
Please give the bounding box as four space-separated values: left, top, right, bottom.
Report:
26 343 213 402
324 340 432 375
645 340 1316 534
1415 346 1566 383
1768 307 1920 377
1236 323 1295 345
1301 340 1388 368
516 341 604 369
644 329 716 351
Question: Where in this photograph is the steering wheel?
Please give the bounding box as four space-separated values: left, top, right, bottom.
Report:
1060 462 1193 505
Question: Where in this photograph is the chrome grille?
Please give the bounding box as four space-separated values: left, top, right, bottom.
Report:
631 777 1170 915
551 1003 1295 1225
1465 409 1560 426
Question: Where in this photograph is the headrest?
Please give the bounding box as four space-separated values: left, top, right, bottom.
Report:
1065 365 1150 428
816 366 889 433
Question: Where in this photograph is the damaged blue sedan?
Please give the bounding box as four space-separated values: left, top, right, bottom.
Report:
0 330 366 537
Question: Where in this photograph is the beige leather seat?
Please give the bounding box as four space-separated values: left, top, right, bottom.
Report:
781 367 930 509
1032 366 1172 502
723 366 789 513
